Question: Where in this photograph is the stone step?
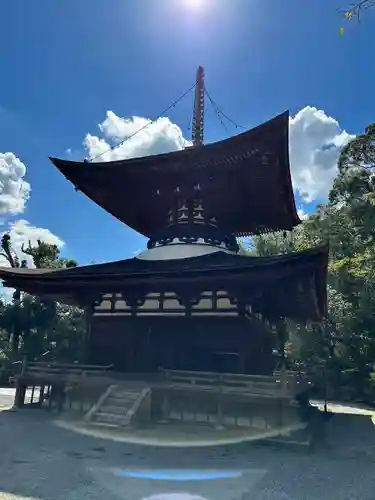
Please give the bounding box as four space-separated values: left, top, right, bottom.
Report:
109 391 140 398
87 387 149 427
108 393 140 402
113 390 143 396
89 421 120 429
93 412 126 424
100 405 132 415
105 398 139 407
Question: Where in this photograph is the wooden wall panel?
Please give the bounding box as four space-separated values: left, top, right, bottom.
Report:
88 316 275 375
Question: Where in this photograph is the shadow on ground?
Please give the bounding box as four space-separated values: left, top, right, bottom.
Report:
0 402 375 500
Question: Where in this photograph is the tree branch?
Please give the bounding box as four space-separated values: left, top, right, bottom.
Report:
340 0 375 22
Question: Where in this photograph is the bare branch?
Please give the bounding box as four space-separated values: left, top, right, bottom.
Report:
340 0 375 23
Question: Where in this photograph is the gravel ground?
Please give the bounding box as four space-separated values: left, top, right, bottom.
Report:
0 390 375 500
0 388 17 410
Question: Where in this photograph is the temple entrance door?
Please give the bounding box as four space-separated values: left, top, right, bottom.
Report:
212 351 241 374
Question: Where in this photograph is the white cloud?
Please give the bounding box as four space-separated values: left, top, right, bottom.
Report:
0 151 64 267
8 219 63 250
297 207 309 220
0 219 64 268
0 219 65 301
0 152 30 214
84 112 191 163
289 106 354 202
84 107 353 204
0 152 65 300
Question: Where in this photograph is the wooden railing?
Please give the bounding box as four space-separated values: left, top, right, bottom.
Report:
18 360 114 382
159 368 312 399
13 360 115 411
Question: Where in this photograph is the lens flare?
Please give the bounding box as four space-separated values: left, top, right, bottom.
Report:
113 469 243 481
184 0 205 9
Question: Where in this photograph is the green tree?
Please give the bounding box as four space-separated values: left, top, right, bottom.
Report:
0 234 27 355
0 236 84 363
250 123 375 402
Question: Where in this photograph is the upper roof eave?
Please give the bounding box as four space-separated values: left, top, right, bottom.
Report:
50 111 290 173
48 111 301 237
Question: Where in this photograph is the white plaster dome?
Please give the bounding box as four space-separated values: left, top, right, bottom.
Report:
136 237 238 261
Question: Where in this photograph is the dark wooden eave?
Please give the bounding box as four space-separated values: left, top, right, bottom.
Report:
0 246 328 321
50 111 300 237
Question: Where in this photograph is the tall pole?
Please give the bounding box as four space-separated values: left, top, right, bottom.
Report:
192 66 205 147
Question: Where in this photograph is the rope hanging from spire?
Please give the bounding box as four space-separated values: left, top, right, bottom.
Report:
84 67 244 163
86 82 197 162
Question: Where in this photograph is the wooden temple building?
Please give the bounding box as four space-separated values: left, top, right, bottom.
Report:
0 68 328 436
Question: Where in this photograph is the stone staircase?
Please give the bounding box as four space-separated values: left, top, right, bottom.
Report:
85 385 151 428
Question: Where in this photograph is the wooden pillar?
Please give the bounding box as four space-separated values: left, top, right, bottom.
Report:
21 356 27 376
38 386 45 407
127 330 134 372
160 393 170 423
83 305 93 364
216 375 224 430
14 356 28 409
276 318 288 427
48 385 53 410
14 382 26 408
143 389 152 423
276 318 287 370
145 326 152 373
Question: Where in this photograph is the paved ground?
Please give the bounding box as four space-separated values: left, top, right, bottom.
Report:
1 389 375 500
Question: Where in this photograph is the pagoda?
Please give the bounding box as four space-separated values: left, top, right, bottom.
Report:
0 67 328 378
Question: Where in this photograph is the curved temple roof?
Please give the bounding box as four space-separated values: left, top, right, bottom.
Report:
50 111 300 237
0 246 328 322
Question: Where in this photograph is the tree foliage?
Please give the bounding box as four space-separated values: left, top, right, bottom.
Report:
251 121 375 403
0 237 85 381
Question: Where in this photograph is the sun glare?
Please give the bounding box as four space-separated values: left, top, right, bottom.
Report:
184 0 204 10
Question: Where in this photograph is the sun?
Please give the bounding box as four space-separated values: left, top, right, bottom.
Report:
184 0 205 9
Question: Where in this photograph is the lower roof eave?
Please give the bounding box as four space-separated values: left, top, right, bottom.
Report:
0 245 328 318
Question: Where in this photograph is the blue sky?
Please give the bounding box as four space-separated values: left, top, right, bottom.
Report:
0 0 374 266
